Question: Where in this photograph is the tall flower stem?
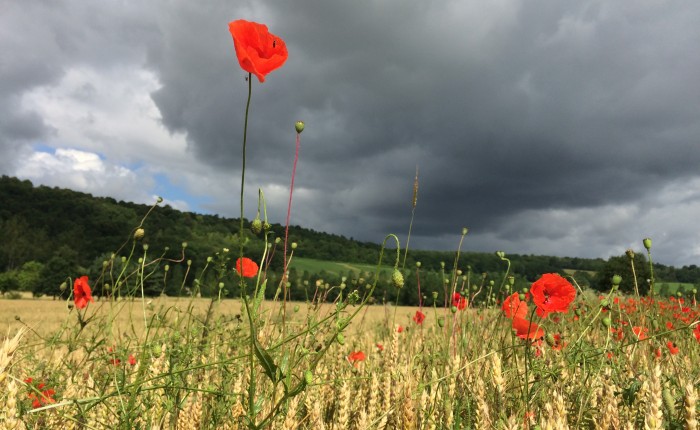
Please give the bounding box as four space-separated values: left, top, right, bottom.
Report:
240 73 252 262
238 72 257 421
282 130 301 331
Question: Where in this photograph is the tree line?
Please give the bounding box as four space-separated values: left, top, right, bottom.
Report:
1 175 699 302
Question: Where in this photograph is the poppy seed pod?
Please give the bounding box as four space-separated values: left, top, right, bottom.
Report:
295 121 305 134
134 228 145 240
612 275 622 286
643 238 652 250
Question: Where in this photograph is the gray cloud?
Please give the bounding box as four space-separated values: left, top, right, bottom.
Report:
2 0 700 266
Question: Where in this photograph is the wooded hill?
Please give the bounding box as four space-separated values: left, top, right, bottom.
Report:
1 175 699 303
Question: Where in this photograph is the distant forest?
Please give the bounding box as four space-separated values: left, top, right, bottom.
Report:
1 175 699 303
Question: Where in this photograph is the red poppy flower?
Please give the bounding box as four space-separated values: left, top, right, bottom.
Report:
376 343 384 351
397 325 404 333
73 276 94 309
452 292 467 310
632 326 648 340
512 316 544 340
412 310 426 325
502 293 528 319
235 257 259 278
530 273 576 316
694 324 700 343
26 379 56 409
128 354 137 366
666 341 679 355
348 351 366 368
228 20 288 83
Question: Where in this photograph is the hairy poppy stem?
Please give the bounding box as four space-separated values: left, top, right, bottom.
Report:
282 131 301 331
238 72 257 422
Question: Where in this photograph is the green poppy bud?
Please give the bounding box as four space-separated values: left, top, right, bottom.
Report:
611 275 622 286
251 218 262 234
391 270 404 289
304 370 313 385
545 333 556 347
336 333 345 345
602 317 612 328
462 227 468 236
437 317 445 328
416 261 422 268
295 121 305 134
432 291 438 300
600 299 609 308
451 305 457 314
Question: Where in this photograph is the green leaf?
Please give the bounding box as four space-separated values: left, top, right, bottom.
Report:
253 335 283 384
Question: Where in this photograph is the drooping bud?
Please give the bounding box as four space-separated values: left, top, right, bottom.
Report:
391 269 404 289
251 218 263 234
295 121 305 134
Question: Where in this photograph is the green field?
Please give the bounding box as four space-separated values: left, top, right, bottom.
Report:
289 257 392 278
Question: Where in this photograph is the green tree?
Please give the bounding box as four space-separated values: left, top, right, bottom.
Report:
594 253 650 295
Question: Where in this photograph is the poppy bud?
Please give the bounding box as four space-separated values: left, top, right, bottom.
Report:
60 282 67 292
519 293 526 301
643 238 652 250
440 262 445 269
437 317 445 327
611 275 622 287
416 261 422 268
495 251 505 259
295 121 305 134
391 270 404 289
652 319 659 330
508 276 515 286
134 228 145 240
304 370 313 385
251 218 262 234
602 317 612 328
545 333 556 347
263 221 271 231
462 227 468 236
157 196 163 203
336 333 345 345
294 305 300 312
451 306 457 314
432 291 438 300
291 242 297 250
626 249 635 259
600 299 609 308
456 270 462 276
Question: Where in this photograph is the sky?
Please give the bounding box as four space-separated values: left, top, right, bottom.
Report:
2 1 700 267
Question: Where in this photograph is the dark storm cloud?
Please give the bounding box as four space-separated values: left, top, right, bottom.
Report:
3 0 700 265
